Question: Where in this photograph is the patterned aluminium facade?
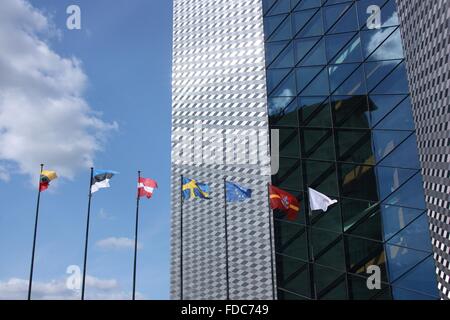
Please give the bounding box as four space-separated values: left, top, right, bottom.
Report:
170 0 447 300
396 0 450 300
263 0 439 300
170 0 275 299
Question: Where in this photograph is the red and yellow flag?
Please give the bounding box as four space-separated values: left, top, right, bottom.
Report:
39 170 57 192
269 185 300 221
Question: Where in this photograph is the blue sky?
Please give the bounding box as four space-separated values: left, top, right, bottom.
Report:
0 0 173 299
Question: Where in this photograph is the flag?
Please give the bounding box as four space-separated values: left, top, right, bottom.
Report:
138 178 158 199
91 169 117 193
182 177 210 200
39 170 57 192
308 187 338 212
269 185 300 221
226 182 252 202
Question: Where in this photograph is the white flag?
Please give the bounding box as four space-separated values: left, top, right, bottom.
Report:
91 179 110 193
308 188 338 212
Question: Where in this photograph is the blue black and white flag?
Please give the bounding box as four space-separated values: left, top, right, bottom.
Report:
226 182 252 202
91 169 118 193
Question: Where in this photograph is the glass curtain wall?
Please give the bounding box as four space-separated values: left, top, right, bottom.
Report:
263 0 439 300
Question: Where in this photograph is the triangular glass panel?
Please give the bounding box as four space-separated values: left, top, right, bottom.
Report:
294 37 320 65
367 28 404 61
383 173 427 210
323 3 352 33
369 94 407 125
381 205 426 241
311 202 342 233
320 278 348 300
267 68 291 93
264 14 287 40
374 97 415 130
301 128 335 161
360 26 397 59
388 213 433 252
298 38 327 66
326 32 357 62
266 41 290 67
292 9 317 35
268 16 293 42
330 36 363 64
270 43 295 69
372 62 410 94
268 96 295 117
263 0 278 15
371 130 412 162
331 65 366 95
376 167 418 201
329 4 358 34
365 60 403 92
332 95 370 129
266 0 291 16
392 256 440 299
328 63 360 91
347 208 383 241
296 10 323 38
385 243 430 281
299 96 332 127
298 67 329 95
297 66 322 93
270 97 299 126
378 134 421 169
270 71 297 97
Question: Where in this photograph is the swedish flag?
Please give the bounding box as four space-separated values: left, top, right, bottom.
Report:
182 177 210 200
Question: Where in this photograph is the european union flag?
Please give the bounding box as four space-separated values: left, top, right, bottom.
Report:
226 182 252 202
182 177 210 200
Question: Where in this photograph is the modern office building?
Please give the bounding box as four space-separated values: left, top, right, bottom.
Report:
396 0 450 300
170 0 449 300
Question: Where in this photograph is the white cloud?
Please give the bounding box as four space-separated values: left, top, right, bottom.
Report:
85 275 118 290
0 0 117 181
98 208 115 220
0 276 140 300
96 237 142 250
367 13 403 62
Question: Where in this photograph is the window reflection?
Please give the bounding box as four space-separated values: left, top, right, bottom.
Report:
264 0 436 300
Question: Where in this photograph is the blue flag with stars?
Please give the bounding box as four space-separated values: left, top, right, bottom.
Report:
226 182 252 202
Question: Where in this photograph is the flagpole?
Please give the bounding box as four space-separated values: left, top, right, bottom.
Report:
28 163 44 300
267 183 276 300
81 167 94 300
223 177 230 300
180 174 184 300
132 170 141 300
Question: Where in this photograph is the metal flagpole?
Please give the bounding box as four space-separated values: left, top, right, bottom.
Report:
81 167 94 300
223 178 230 300
132 170 141 300
28 163 44 300
267 183 276 300
180 174 184 300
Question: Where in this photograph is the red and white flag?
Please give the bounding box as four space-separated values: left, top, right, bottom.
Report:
138 178 158 199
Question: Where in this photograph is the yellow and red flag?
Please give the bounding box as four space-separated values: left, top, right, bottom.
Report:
269 185 300 221
39 170 57 192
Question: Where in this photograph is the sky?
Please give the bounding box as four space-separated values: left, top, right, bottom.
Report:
0 0 173 299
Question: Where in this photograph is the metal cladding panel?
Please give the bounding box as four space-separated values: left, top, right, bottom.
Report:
170 0 274 300
396 0 450 299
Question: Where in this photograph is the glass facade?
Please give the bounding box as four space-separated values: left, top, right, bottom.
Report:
263 0 439 300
